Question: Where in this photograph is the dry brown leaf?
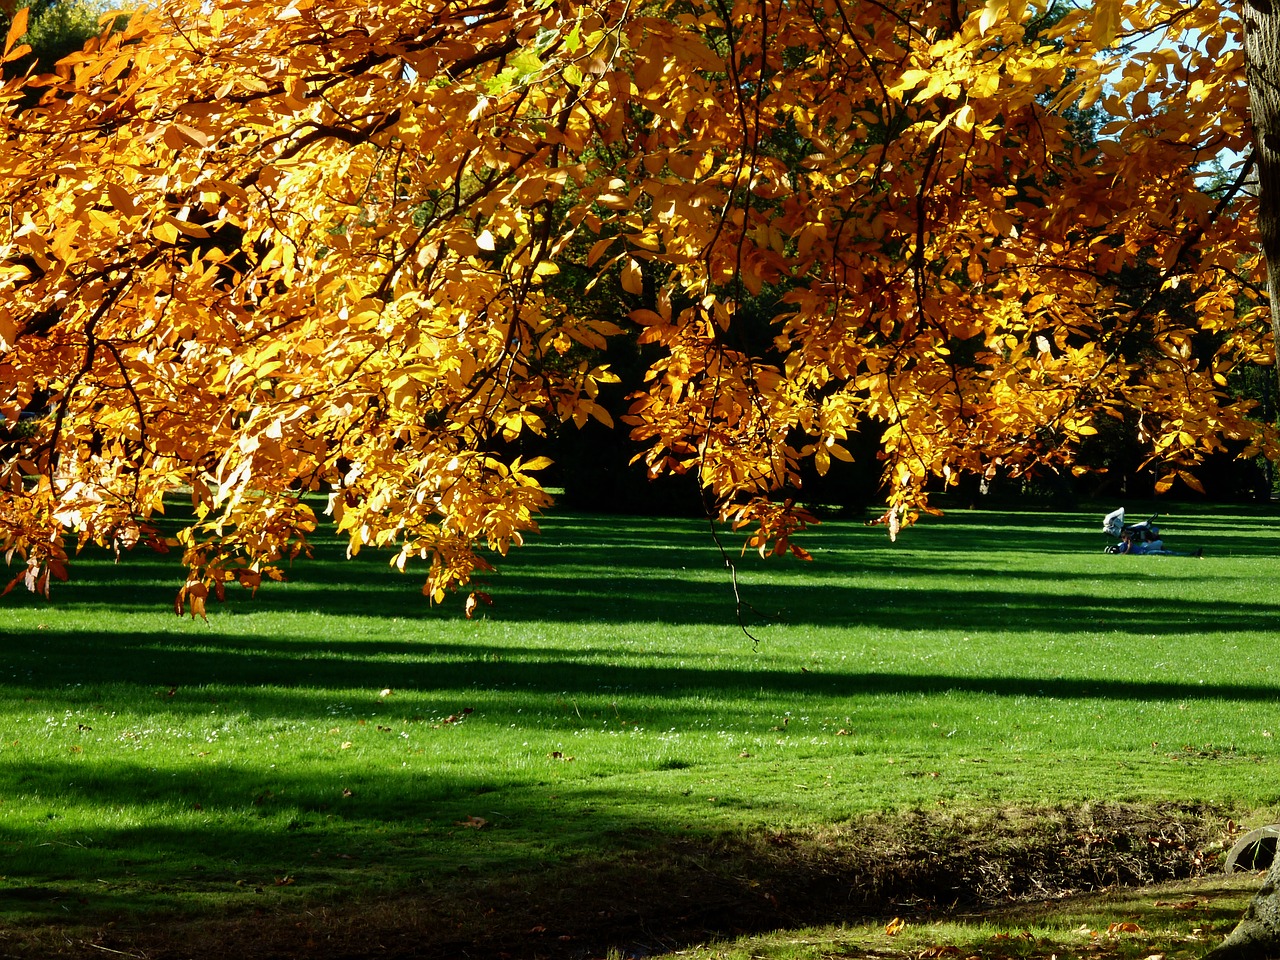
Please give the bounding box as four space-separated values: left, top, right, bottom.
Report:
1107 922 1143 935
919 946 960 958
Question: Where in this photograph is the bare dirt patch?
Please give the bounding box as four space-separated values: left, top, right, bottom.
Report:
0 801 1244 960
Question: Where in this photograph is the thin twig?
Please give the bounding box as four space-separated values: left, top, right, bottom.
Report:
79 942 149 960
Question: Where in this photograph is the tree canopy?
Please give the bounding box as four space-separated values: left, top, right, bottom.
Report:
0 0 1272 604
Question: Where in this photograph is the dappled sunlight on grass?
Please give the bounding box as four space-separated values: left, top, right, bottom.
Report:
666 875 1262 960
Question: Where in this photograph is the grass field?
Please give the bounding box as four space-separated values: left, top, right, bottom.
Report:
1 502 1279 957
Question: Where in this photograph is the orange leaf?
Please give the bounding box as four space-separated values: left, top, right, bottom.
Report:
163 123 211 150
185 582 209 622
1107 922 1143 935
3 6 26 60
586 236 615 266
106 183 140 217
1178 470 1206 495
621 257 643 295
464 590 493 619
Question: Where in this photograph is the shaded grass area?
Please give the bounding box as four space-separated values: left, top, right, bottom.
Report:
0 802 1247 959
672 873 1261 960
1 504 1279 957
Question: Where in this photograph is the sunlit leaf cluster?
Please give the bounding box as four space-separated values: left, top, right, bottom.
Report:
0 0 1271 599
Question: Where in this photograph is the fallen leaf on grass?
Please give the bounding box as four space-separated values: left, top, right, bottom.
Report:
1154 899 1202 909
886 917 906 936
273 876 294 886
1107 922 1143 935
919 945 960 957
456 815 488 829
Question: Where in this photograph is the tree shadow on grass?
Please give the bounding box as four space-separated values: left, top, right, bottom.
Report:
8 508 1263 614
3 628 1280 708
3 499 1268 652
3 549 1271 631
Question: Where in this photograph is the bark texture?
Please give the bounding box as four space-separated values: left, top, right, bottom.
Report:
1207 5 1280 953
1246 0 1280 360
1206 871 1280 960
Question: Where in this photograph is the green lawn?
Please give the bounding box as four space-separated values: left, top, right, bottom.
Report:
1 503 1278 948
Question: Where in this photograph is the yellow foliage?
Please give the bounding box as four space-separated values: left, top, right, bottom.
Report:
0 0 1271 604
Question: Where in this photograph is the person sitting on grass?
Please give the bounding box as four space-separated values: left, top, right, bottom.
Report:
1102 508 1203 557
1108 536 1202 557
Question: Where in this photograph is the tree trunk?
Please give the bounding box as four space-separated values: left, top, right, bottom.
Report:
1206 5 1280 956
1207 865 1280 960
1246 0 1280 369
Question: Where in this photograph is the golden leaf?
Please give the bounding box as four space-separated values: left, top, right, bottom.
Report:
106 183 141 218
977 0 1005 36
1091 0 1122 47
621 257 643 295
2 6 26 60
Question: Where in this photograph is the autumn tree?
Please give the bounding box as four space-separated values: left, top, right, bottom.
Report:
0 0 1272 611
